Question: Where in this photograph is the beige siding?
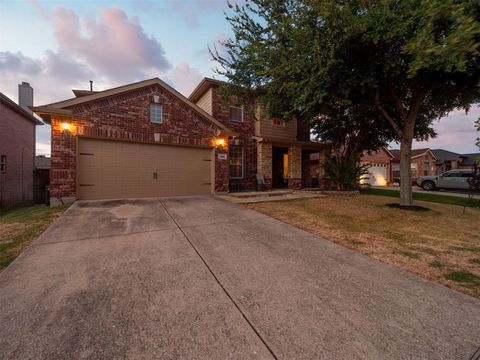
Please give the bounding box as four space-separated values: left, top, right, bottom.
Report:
254 106 297 141
195 88 213 115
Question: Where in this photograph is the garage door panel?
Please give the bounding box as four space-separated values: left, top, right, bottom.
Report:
78 138 213 200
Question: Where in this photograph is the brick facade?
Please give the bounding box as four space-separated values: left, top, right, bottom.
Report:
0 99 36 208
49 84 228 202
211 88 257 191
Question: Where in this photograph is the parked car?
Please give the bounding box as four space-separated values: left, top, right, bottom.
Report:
418 169 473 191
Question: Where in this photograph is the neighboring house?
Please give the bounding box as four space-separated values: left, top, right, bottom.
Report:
431 149 463 174
390 148 437 183
360 148 395 186
189 78 325 191
457 153 480 169
34 155 50 204
0 83 42 208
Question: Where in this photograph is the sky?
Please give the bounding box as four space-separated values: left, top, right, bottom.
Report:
0 0 479 156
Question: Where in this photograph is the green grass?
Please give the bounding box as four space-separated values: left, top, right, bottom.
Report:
0 205 68 270
445 270 480 285
362 188 480 208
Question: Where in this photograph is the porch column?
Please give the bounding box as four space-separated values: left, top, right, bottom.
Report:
287 145 302 189
257 142 272 190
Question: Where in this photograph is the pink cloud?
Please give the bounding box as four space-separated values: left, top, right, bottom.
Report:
391 106 480 153
52 6 170 82
166 62 203 96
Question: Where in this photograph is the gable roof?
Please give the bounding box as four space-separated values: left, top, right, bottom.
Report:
188 77 225 103
32 77 235 136
431 149 461 164
459 153 480 166
0 92 43 125
389 148 437 161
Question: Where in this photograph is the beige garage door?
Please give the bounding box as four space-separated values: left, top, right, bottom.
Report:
77 138 213 200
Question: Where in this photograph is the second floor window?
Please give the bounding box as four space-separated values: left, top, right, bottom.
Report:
0 155 6 173
272 117 285 126
229 106 243 122
150 103 163 124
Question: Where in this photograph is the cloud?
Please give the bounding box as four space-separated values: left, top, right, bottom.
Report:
29 0 50 20
389 106 480 153
166 62 203 96
52 6 170 82
0 50 94 104
412 106 480 153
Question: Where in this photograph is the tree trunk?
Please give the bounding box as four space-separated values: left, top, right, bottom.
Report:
399 138 413 206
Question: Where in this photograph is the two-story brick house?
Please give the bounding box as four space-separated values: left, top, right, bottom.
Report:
33 77 324 205
189 78 325 191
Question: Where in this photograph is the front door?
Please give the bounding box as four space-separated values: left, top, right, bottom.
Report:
272 147 288 188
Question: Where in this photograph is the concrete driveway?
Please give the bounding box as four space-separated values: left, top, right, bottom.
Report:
0 197 479 359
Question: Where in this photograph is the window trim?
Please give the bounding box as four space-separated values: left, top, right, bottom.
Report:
149 103 163 124
229 145 244 179
229 105 244 123
0 155 6 173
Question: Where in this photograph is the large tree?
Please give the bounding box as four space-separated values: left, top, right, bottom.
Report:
213 0 480 206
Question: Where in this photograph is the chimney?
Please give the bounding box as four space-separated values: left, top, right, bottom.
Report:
18 82 33 114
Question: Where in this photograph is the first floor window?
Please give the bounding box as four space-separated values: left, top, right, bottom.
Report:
392 163 400 178
229 145 244 179
150 103 163 123
0 155 5 173
411 163 418 178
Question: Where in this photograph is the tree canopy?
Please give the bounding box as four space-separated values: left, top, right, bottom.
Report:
213 0 480 205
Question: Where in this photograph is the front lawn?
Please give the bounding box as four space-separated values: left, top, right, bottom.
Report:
249 194 480 298
363 188 480 208
0 205 69 271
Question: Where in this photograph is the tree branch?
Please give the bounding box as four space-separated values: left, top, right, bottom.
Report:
387 84 407 120
375 91 403 138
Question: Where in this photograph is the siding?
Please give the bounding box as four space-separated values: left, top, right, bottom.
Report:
0 101 35 208
195 88 213 115
254 106 297 142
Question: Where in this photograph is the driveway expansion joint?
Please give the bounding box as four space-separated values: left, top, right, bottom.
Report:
159 200 279 360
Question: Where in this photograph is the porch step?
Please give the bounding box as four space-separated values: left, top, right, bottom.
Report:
228 189 293 198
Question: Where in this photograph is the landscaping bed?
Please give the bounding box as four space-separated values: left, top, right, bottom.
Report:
0 205 69 271
249 194 480 298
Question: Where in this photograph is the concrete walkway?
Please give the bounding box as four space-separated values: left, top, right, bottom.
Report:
1 197 479 359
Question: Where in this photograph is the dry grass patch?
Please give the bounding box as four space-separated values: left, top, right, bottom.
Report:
0 205 69 271
248 194 480 298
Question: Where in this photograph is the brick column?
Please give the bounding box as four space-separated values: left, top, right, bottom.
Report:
257 142 272 190
50 117 77 206
214 148 229 193
287 145 302 189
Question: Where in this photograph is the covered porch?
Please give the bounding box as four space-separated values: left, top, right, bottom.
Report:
256 138 326 191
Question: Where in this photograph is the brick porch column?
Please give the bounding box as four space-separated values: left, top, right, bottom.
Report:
287 145 302 189
257 142 272 190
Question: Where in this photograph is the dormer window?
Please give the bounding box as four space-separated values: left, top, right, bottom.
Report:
150 103 163 124
229 106 243 122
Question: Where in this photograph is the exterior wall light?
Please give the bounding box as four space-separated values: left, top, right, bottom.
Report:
62 122 71 131
214 138 226 148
